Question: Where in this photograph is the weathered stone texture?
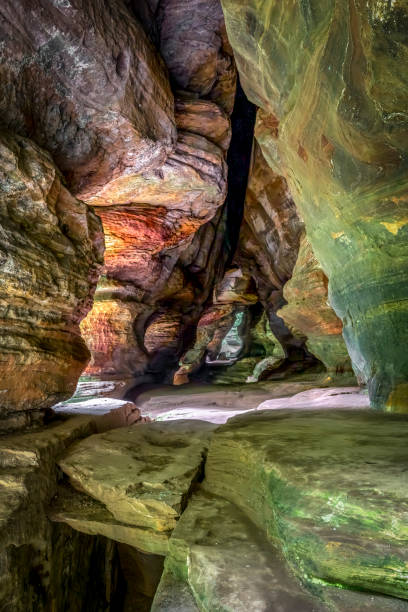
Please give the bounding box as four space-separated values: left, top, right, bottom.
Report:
156 0 236 114
221 0 408 409
0 0 176 202
204 408 408 604
59 420 215 533
0 416 122 612
279 233 354 376
0 133 103 427
78 0 235 383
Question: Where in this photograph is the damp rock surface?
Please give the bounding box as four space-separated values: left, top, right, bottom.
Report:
153 490 322 612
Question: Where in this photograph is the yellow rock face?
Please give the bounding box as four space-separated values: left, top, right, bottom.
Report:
0 133 103 429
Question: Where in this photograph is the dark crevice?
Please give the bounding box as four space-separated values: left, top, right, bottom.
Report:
224 77 257 265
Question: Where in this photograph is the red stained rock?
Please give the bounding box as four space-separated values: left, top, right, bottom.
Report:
81 297 148 379
144 312 184 355
72 0 234 383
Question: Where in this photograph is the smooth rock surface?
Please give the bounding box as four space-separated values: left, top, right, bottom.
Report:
135 379 327 423
221 0 408 409
154 491 322 611
52 397 144 432
279 233 354 376
258 387 369 411
152 567 198 612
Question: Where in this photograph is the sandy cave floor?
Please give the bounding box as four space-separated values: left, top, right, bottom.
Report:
53 377 369 424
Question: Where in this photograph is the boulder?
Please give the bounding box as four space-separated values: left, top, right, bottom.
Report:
204 408 408 601
153 491 321 611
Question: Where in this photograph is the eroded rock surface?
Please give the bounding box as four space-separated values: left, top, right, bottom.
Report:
221 0 408 409
59 420 215 534
278 233 354 377
0 0 176 202
0 416 124 612
0 132 103 430
79 0 235 384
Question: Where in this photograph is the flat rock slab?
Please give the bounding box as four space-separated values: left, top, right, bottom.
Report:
59 420 215 532
153 491 321 612
204 409 408 602
53 397 136 416
53 398 143 432
0 416 96 545
136 380 325 424
257 386 369 410
50 484 169 556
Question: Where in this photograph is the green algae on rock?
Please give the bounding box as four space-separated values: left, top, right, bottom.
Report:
204 409 408 601
220 0 408 410
154 491 321 612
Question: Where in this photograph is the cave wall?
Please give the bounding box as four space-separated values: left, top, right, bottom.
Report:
0 416 127 612
79 0 237 385
0 132 104 431
220 0 408 410
278 232 354 377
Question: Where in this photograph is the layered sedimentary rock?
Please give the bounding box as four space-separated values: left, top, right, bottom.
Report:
0 0 176 201
0 133 103 430
235 142 302 308
279 233 354 377
153 491 319 611
81 288 148 379
173 139 320 385
57 420 215 551
0 416 123 612
233 140 309 360
79 0 236 384
114 403 408 610
173 267 257 383
221 0 408 409
82 207 228 382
